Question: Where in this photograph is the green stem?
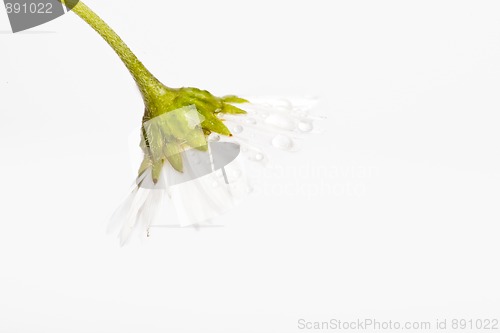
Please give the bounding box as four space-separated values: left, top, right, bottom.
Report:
62 1 171 108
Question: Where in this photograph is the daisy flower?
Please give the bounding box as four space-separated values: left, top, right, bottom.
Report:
59 1 323 244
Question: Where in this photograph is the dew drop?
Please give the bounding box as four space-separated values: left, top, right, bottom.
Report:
298 121 313 132
268 98 292 109
246 117 257 125
272 135 294 151
233 125 244 134
248 152 264 162
265 114 296 131
209 134 221 142
231 169 242 178
280 99 293 109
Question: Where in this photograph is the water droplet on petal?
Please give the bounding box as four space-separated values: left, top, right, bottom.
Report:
233 125 244 134
272 135 294 151
260 111 269 118
270 98 292 109
265 114 296 131
246 118 257 125
298 121 313 132
255 153 264 161
209 134 221 142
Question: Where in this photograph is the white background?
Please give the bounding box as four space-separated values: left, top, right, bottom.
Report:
1 0 500 332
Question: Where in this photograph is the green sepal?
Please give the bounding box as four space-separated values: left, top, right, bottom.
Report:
164 140 184 173
152 160 164 184
221 103 247 115
138 156 152 177
161 107 207 149
200 112 232 136
222 95 249 104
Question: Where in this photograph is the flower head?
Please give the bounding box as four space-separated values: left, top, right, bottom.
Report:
59 1 323 244
110 95 322 244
